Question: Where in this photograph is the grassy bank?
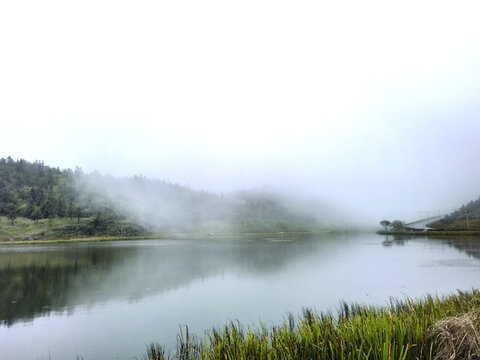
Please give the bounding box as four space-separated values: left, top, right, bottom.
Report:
0 216 89 240
141 289 480 360
0 231 325 245
0 215 153 244
0 215 344 245
0 234 168 245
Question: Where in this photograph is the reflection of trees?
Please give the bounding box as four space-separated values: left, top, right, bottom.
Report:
441 237 480 261
0 235 335 326
3 235 480 327
380 235 480 261
381 235 405 247
1 263 78 326
0 247 128 326
3 234 480 327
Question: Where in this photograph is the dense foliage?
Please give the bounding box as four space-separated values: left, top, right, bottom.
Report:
0 157 81 222
0 157 321 235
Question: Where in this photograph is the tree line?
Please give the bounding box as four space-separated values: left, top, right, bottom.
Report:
0 157 82 224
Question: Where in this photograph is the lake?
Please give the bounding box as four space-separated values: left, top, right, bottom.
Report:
1 233 480 360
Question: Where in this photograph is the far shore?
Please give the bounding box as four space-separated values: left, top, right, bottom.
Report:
2 229 480 246
0 234 170 246
0 229 361 246
377 229 480 236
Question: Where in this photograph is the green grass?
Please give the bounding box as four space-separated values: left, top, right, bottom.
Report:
0 216 157 244
0 234 168 245
0 216 341 245
0 216 90 241
141 289 480 360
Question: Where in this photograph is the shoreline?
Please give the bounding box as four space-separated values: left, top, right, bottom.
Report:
377 230 480 236
0 229 358 246
3 229 480 246
0 234 169 246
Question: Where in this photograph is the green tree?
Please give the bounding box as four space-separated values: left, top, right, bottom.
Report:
390 220 405 231
6 202 17 225
31 206 42 223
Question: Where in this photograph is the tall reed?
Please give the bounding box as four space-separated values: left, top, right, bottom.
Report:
143 289 480 360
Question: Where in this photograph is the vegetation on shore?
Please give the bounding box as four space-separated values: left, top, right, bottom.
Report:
377 230 480 236
140 289 480 360
379 194 480 235
428 218 480 231
430 196 480 230
0 214 336 244
0 234 167 246
379 201 480 235
0 215 152 242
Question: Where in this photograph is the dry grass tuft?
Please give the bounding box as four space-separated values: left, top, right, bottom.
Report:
430 311 480 360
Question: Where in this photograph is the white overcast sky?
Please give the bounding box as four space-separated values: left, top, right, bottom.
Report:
1 1 480 223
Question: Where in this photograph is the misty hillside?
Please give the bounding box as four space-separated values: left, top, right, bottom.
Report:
429 196 480 230
0 157 325 236
447 197 480 220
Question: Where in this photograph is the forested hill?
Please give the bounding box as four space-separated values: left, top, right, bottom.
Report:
430 196 480 230
446 197 480 220
0 157 79 221
0 157 323 237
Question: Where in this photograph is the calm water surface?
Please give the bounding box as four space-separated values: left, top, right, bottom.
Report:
1 233 480 360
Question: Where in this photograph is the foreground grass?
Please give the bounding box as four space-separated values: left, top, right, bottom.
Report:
142 289 480 360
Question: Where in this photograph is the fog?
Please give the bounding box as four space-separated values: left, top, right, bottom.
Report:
75 172 345 232
2 1 480 224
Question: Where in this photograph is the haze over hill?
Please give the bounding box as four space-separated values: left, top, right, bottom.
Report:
0 157 342 236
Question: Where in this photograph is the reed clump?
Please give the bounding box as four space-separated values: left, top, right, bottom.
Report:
143 289 480 360
429 310 480 360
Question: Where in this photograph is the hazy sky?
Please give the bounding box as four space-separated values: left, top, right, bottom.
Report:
1 1 480 223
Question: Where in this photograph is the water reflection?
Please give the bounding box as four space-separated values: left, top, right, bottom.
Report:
2 235 480 327
0 234 340 326
444 237 480 260
381 235 405 247
380 235 480 261
0 246 131 325
2 234 480 360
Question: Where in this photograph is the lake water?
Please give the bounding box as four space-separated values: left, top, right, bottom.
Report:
1 233 480 360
